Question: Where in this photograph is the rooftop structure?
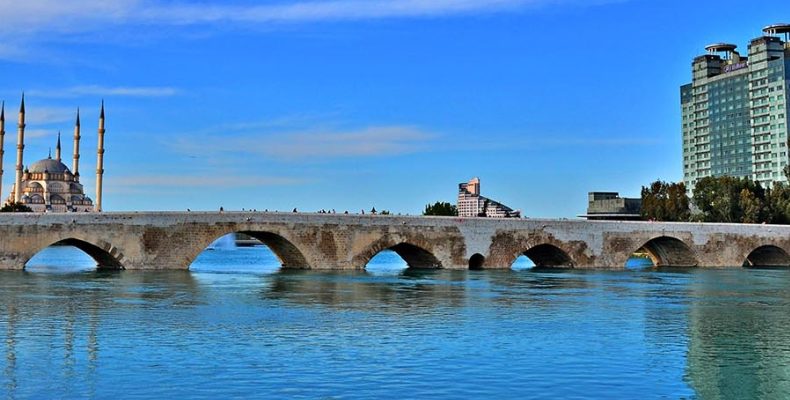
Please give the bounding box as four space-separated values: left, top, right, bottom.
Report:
457 177 520 218
682 24 790 192
764 23 790 40
579 192 641 221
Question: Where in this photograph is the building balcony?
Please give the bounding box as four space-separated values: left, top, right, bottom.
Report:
751 93 770 101
752 109 770 117
752 119 771 127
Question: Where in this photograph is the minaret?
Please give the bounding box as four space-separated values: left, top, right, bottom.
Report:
72 109 80 180
0 102 5 204
55 132 62 162
14 94 25 203
95 101 105 212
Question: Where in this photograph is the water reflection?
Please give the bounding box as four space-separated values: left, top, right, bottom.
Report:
0 268 207 398
685 269 790 399
5 248 790 398
260 269 470 311
4 302 17 397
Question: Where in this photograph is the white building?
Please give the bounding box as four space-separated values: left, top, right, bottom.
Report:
457 177 520 218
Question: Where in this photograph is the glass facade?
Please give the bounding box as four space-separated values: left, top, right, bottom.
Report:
682 32 790 192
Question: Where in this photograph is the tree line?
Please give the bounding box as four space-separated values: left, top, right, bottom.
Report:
641 173 790 224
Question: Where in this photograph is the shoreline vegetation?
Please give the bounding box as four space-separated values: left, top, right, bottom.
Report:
642 170 790 224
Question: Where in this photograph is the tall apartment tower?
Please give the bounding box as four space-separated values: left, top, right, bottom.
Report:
682 24 790 192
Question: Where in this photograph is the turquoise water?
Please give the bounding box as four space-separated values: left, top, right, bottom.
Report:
6 245 790 399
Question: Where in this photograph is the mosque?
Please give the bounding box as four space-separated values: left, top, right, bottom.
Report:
0 95 106 212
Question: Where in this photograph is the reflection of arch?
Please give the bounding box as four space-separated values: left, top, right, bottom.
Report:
469 253 485 270
633 236 697 267
744 245 790 268
357 240 442 269
26 238 124 269
518 244 574 268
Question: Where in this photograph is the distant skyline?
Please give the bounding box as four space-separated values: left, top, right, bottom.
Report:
0 0 788 216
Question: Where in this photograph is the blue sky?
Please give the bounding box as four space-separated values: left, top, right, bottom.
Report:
0 0 787 216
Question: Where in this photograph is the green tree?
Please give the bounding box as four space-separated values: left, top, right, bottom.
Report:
423 201 458 216
766 182 790 224
640 180 689 221
0 202 33 212
692 176 767 223
666 182 691 221
739 188 765 223
693 176 738 222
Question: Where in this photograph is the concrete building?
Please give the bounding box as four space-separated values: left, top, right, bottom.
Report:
580 192 641 221
1 96 105 212
457 177 520 218
682 24 790 192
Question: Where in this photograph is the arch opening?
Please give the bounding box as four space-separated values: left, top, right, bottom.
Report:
365 250 409 274
389 243 442 269
743 245 790 269
189 231 309 273
363 242 442 272
25 238 123 272
511 244 573 270
630 236 697 268
625 249 657 269
468 253 485 270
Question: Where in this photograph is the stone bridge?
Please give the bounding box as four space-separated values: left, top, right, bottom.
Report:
1 212 789 270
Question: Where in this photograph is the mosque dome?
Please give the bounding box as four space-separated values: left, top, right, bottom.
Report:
28 158 71 174
3 100 106 213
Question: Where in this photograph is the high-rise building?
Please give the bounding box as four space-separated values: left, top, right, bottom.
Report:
682 24 790 192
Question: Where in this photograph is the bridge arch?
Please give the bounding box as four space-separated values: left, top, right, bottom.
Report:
468 253 486 270
631 236 697 267
355 239 442 269
512 244 574 269
188 230 311 270
743 245 790 268
25 238 124 270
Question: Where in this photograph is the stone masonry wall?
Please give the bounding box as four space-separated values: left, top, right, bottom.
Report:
0 212 789 270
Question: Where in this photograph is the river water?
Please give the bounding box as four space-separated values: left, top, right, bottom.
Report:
3 245 790 399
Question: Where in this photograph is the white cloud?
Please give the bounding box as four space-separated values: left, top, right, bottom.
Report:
264 126 436 158
28 85 179 98
24 106 76 125
21 128 58 139
0 0 619 37
139 0 534 24
0 0 625 61
171 125 437 160
111 174 306 188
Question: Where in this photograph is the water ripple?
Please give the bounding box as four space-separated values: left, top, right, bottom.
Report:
3 248 790 398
